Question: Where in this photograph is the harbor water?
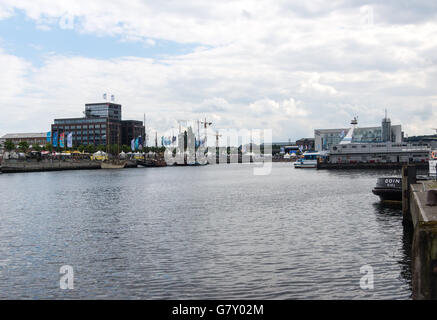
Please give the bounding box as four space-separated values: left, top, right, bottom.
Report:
0 163 412 299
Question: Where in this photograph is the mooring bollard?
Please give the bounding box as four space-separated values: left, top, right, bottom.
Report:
402 164 417 223
426 190 437 206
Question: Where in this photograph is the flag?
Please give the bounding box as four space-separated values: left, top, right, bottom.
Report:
59 132 65 148
46 131 51 143
131 138 135 151
161 136 172 146
135 137 139 150
52 132 58 147
103 93 107 100
67 132 73 148
111 95 114 101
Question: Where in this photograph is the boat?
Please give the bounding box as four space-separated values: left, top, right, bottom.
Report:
372 177 402 202
294 151 328 168
100 130 127 169
101 160 127 169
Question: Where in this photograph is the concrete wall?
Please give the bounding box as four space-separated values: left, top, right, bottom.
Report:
1 159 101 173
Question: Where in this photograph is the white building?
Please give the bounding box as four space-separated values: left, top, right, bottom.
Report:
314 117 402 151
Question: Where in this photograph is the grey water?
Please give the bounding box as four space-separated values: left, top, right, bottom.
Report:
0 163 412 299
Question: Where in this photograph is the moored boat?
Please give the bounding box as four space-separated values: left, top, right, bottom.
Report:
372 177 402 202
294 151 328 168
101 160 127 169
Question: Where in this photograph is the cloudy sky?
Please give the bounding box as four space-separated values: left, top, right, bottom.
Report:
0 0 436 141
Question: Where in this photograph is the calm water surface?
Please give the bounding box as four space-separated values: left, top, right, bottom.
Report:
0 163 412 299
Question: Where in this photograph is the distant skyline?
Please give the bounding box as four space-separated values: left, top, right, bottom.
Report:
0 1 436 141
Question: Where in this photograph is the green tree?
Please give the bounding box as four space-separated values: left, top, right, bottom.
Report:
44 143 53 152
32 144 42 152
78 145 85 153
108 144 120 155
4 140 15 152
18 141 29 153
96 144 106 152
85 144 96 154
121 144 131 153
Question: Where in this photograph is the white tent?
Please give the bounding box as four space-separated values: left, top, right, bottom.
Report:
93 150 107 156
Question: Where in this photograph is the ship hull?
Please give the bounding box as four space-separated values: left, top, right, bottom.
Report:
372 177 402 202
101 161 126 169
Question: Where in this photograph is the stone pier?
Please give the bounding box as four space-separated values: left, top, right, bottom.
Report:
403 165 437 299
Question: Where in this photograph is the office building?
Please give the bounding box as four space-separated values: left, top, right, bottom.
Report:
51 102 145 147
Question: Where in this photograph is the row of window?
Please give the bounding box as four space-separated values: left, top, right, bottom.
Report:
54 130 107 135
54 118 107 124
54 125 107 130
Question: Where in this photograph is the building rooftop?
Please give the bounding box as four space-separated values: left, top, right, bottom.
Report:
1 133 47 139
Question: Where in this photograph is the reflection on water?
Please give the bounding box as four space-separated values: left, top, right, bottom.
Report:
0 163 413 299
372 202 412 298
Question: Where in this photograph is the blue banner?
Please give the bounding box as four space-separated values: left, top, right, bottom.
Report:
46 131 51 143
135 137 139 150
52 132 58 147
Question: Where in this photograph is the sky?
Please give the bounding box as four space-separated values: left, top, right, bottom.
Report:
0 0 436 141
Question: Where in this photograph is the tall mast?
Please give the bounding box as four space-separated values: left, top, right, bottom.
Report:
201 118 212 147
143 113 147 148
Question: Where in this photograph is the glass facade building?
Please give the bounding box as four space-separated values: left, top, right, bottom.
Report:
51 102 144 147
315 125 402 151
85 103 122 121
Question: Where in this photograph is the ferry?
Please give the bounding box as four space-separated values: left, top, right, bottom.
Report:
294 151 328 168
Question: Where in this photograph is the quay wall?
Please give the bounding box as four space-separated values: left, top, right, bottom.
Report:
403 170 437 300
318 162 428 170
1 159 101 173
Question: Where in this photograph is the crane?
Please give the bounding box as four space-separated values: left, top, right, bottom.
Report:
200 118 213 146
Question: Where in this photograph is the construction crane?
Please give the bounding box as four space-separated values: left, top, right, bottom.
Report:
201 118 213 146
214 130 222 150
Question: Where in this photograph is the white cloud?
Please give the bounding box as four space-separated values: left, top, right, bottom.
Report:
299 74 339 96
0 1 437 140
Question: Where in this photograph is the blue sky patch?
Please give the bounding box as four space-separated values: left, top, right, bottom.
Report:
0 10 201 67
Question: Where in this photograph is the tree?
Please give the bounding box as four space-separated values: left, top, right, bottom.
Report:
32 144 42 152
4 140 15 152
78 145 85 153
18 141 29 153
96 144 106 152
85 144 96 154
108 144 120 155
121 144 131 153
44 143 53 152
